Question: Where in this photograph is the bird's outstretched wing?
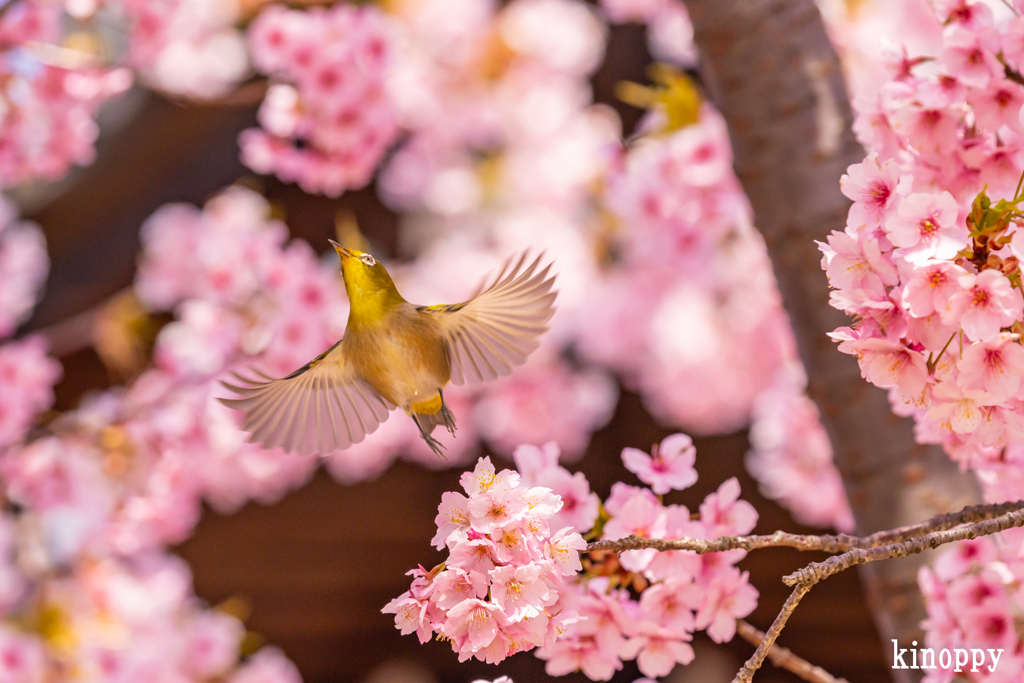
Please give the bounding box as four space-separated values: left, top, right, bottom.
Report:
218 340 394 456
419 252 557 386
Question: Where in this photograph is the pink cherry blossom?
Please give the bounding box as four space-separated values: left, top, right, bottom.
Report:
699 478 758 538
939 27 1002 89
885 192 966 264
534 466 600 534
970 78 1024 133
925 382 1002 435
382 592 440 645
490 563 553 620
839 336 929 403
902 261 968 318
840 153 911 230
819 230 899 293
469 485 529 534
443 598 512 659
537 622 625 681
183 611 246 678
621 433 698 495
956 334 1024 402
693 567 758 643
434 568 488 610
0 627 45 683
947 270 1023 342
960 602 1018 652
602 487 667 573
638 576 702 631
644 504 703 582
474 354 618 459
934 538 999 580
548 527 586 575
620 621 695 679
433 491 471 549
390 456 587 665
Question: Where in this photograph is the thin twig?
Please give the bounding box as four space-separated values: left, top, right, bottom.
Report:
585 500 1024 556
784 506 1024 587
736 619 849 683
733 585 810 683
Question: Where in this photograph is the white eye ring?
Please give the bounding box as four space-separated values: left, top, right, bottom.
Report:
360 254 376 266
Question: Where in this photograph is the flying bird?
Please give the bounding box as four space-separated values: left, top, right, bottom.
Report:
219 243 557 456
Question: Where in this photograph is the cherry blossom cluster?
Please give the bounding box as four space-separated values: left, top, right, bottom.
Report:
0 336 61 450
115 0 249 99
242 4 398 197
0 189 334 573
0 0 251 187
746 363 855 531
0 195 60 453
538 436 759 680
0 195 307 683
582 101 796 434
819 0 1024 474
0 527 307 683
383 455 588 664
575 88 850 528
0 550 248 682
0 1 131 186
388 436 760 680
820 3 1024 678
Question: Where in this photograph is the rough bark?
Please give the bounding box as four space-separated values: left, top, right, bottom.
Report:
678 1 981 679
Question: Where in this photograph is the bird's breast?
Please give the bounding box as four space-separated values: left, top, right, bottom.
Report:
345 313 450 409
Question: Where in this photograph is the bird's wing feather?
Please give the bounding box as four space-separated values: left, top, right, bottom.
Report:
218 340 394 456
420 252 557 386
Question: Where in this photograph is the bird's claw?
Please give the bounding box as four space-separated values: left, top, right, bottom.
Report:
421 432 447 458
441 404 457 438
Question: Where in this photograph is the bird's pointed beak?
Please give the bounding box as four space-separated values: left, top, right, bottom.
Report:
329 239 353 260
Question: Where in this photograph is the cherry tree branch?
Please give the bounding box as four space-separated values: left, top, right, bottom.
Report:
784 506 1024 588
740 506 1024 683
734 587 811 683
585 499 1024 555
590 500 1024 683
736 619 849 683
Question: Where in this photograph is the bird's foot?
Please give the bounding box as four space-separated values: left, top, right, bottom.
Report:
438 389 457 438
441 404 457 438
420 431 447 458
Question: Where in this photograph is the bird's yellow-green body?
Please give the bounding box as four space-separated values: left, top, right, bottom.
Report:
344 302 450 415
221 243 557 456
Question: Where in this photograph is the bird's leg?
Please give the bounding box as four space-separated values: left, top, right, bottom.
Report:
438 389 457 437
412 413 447 458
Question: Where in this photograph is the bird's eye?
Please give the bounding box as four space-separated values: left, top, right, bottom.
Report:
360 254 376 266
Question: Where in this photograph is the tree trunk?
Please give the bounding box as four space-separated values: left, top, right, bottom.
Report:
678 1 980 680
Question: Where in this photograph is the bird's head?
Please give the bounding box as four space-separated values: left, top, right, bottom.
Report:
330 240 403 320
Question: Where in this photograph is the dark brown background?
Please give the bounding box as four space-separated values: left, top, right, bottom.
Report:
18 24 890 683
